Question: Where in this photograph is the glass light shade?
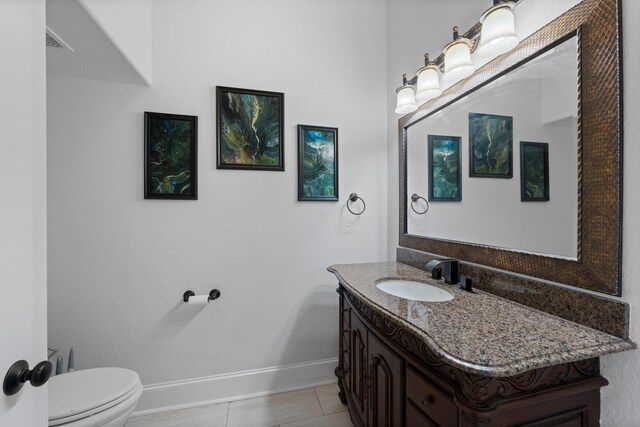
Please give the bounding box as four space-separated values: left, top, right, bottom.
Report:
442 39 475 84
476 3 519 58
415 65 442 103
395 86 418 114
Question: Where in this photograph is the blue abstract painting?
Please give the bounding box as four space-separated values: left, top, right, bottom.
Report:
298 125 338 201
428 135 461 201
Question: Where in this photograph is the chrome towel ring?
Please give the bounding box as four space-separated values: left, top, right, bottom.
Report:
347 193 366 215
410 193 429 215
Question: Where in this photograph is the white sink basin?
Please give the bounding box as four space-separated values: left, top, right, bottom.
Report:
376 280 454 302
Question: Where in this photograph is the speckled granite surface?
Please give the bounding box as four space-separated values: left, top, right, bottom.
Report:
328 262 636 378
397 247 630 339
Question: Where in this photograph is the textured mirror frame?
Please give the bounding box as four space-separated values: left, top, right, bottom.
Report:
399 0 622 295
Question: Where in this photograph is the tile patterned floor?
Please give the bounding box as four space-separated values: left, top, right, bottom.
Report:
126 383 353 427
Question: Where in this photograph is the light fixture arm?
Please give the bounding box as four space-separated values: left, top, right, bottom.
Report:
400 73 418 87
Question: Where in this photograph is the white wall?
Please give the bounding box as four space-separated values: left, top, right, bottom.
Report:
600 0 640 423
389 0 640 423
0 0 48 425
47 0 388 387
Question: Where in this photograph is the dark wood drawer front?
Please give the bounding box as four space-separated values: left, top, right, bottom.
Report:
406 366 457 427
407 400 439 427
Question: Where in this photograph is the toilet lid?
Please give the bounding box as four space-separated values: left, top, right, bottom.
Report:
48 368 141 422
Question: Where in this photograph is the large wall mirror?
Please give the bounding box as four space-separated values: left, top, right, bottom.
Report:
399 0 622 295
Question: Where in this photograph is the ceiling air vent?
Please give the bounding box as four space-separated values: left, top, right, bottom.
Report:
45 27 74 51
46 32 63 48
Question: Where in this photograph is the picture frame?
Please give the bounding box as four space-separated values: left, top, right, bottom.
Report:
469 112 513 178
520 141 550 202
144 111 197 200
216 86 285 171
428 135 461 202
297 125 338 201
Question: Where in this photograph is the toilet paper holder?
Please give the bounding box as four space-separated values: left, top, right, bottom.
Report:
183 289 221 303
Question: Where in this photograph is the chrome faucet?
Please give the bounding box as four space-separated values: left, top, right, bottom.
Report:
425 259 459 285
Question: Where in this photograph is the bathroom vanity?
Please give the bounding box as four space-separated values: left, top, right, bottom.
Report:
339 0 632 425
329 263 634 427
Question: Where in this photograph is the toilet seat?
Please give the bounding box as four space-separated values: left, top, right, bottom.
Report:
49 368 142 426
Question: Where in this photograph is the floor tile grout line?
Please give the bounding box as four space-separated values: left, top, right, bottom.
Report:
313 386 325 416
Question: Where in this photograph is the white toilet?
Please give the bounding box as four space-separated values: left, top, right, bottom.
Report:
48 368 143 427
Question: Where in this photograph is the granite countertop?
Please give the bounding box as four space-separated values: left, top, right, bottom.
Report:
328 262 636 377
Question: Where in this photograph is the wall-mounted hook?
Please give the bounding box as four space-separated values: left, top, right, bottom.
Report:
347 193 366 215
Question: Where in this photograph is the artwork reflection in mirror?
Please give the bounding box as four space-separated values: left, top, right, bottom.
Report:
520 141 550 202
428 135 461 202
469 113 513 178
406 35 578 259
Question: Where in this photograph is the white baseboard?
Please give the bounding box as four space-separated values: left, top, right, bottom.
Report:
132 357 339 417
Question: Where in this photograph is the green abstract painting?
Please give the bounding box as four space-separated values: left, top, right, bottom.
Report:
298 125 338 201
520 141 550 201
428 135 461 201
144 112 197 200
469 112 513 178
217 86 284 170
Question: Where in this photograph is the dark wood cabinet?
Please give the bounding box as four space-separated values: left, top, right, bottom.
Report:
336 285 607 427
339 296 405 427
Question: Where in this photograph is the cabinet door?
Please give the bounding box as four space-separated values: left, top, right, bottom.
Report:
350 313 369 425
368 332 404 427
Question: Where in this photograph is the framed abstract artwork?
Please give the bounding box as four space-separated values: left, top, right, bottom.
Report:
297 125 338 201
428 135 461 202
144 112 197 200
469 112 513 178
216 86 284 171
520 141 550 202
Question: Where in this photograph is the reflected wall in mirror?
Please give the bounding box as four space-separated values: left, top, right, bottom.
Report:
407 35 578 259
399 0 622 295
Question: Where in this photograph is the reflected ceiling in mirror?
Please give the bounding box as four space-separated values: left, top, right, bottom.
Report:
406 35 578 259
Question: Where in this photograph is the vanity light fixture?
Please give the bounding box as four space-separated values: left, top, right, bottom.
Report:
394 74 418 114
442 26 475 84
415 54 442 103
393 0 522 115
476 1 519 58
